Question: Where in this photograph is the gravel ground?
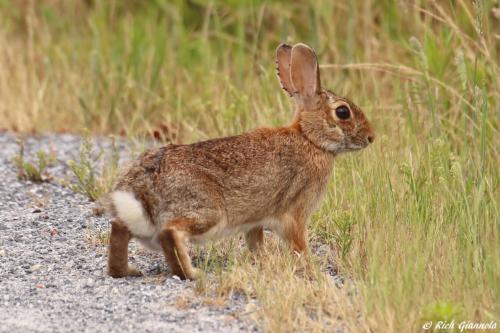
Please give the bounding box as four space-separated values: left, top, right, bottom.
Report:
0 133 256 333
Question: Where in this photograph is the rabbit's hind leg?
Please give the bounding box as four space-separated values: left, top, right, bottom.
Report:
107 219 143 278
159 219 199 280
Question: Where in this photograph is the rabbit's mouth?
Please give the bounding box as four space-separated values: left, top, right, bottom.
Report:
322 141 366 154
344 145 364 152
344 140 371 152
320 135 372 154
346 135 373 151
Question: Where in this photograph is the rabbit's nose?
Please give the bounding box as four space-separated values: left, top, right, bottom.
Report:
367 135 374 144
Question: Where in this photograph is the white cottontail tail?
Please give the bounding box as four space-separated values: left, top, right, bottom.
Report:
106 43 374 280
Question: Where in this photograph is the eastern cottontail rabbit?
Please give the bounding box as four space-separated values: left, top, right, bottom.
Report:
106 43 374 280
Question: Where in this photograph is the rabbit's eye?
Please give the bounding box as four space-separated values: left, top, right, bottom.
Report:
335 106 351 120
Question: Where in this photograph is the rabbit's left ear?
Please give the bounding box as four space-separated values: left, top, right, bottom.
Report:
275 43 294 96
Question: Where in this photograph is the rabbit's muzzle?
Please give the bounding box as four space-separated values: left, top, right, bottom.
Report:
346 129 375 151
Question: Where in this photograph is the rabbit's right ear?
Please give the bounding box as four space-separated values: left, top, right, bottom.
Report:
276 43 294 96
290 43 321 99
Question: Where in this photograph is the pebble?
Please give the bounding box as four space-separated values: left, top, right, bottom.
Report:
30 264 42 272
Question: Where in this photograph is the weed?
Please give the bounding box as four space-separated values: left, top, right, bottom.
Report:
420 301 465 325
330 213 356 260
12 138 55 182
66 132 120 201
85 225 110 246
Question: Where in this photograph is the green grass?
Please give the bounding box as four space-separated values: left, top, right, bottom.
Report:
0 1 498 332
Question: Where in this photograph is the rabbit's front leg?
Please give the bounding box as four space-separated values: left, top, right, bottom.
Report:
159 219 198 280
107 219 143 278
245 226 264 251
280 214 308 254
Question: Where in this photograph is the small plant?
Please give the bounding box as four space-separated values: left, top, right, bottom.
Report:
310 208 356 260
420 300 464 329
85 225 110 246
66 132 120 201
12 139 55 182
331 213 356 259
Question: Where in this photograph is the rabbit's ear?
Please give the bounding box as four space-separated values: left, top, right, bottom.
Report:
290 43 321 99
275 43 294 96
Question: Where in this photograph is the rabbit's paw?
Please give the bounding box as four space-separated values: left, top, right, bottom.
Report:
127 265 143 277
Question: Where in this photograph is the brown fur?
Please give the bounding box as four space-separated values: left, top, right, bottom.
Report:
245 226 264 251
107 219 142 278
159 219 198 280
106 43 374 279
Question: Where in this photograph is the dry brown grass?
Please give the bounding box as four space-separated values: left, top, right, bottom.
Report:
193 238 370 332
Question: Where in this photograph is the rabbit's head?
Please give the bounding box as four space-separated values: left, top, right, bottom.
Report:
276 43 374 154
